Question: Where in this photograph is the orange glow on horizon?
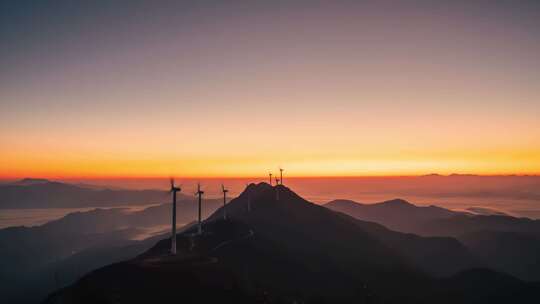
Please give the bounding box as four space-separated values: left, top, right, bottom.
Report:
2 150 539 180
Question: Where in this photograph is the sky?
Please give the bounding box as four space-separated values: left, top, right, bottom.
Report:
1 0 540 178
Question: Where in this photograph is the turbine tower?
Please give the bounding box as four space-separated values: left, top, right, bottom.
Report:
221 184 228 220
275 177 280 201
169 178 181 255
269 172 273 185
246 183 251 212
195 183 204 235
279 167 284 185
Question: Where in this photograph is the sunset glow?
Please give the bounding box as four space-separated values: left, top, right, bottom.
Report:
2 1 539 179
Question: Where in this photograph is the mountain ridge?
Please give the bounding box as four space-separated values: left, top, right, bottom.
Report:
43 183 537 304
324 198 460 234
324 196 540 281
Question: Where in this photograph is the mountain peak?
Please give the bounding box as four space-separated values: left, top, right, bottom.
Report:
15 178 51 185
325 199 364 208
245 182 273 192
239 183 299 201
380 199 414 207
208 183 315 223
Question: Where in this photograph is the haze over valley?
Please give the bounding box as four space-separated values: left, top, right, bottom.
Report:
2 174 540 228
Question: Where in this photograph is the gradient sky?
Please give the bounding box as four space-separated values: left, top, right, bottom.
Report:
1 0 540 178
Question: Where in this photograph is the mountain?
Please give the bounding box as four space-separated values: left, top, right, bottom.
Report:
324 198 540 280
0 196 222 304
459 231 540 281
0 179 177 208
324 198 540 237
45 183 537 304
421 214 540 238
209 184 477 277
12 178 51 186
324 198 460 234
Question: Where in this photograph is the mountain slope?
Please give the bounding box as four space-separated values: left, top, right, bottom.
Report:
46 218 427 303
213 184 477 277
43 183 535 304
0 197 221 304
324 197 540 280
459 231 540 281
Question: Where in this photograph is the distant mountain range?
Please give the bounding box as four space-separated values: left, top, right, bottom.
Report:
45 184 539 304
324 198 540 237
325 199 461 233
325 198 540 281
12 178 52 186
0 179 176 208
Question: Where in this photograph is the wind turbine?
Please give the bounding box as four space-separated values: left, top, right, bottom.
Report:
195 183 204 235
246 183 251 212
279 167 284 185
275 177 280 201
221 184 228 220
169 178 181 255
269 172 273 185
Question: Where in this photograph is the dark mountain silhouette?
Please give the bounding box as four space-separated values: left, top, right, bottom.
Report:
325 198 540 280
0 196 222 304
13 178 51 186
422 214 540 238
210 184 477 277
45 184 538 304
325 198 540 237
325 198 460 233
0 179 178 209
459 231 540 281
418 216 540 281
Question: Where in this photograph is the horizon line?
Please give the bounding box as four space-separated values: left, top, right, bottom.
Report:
2 173 540 181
